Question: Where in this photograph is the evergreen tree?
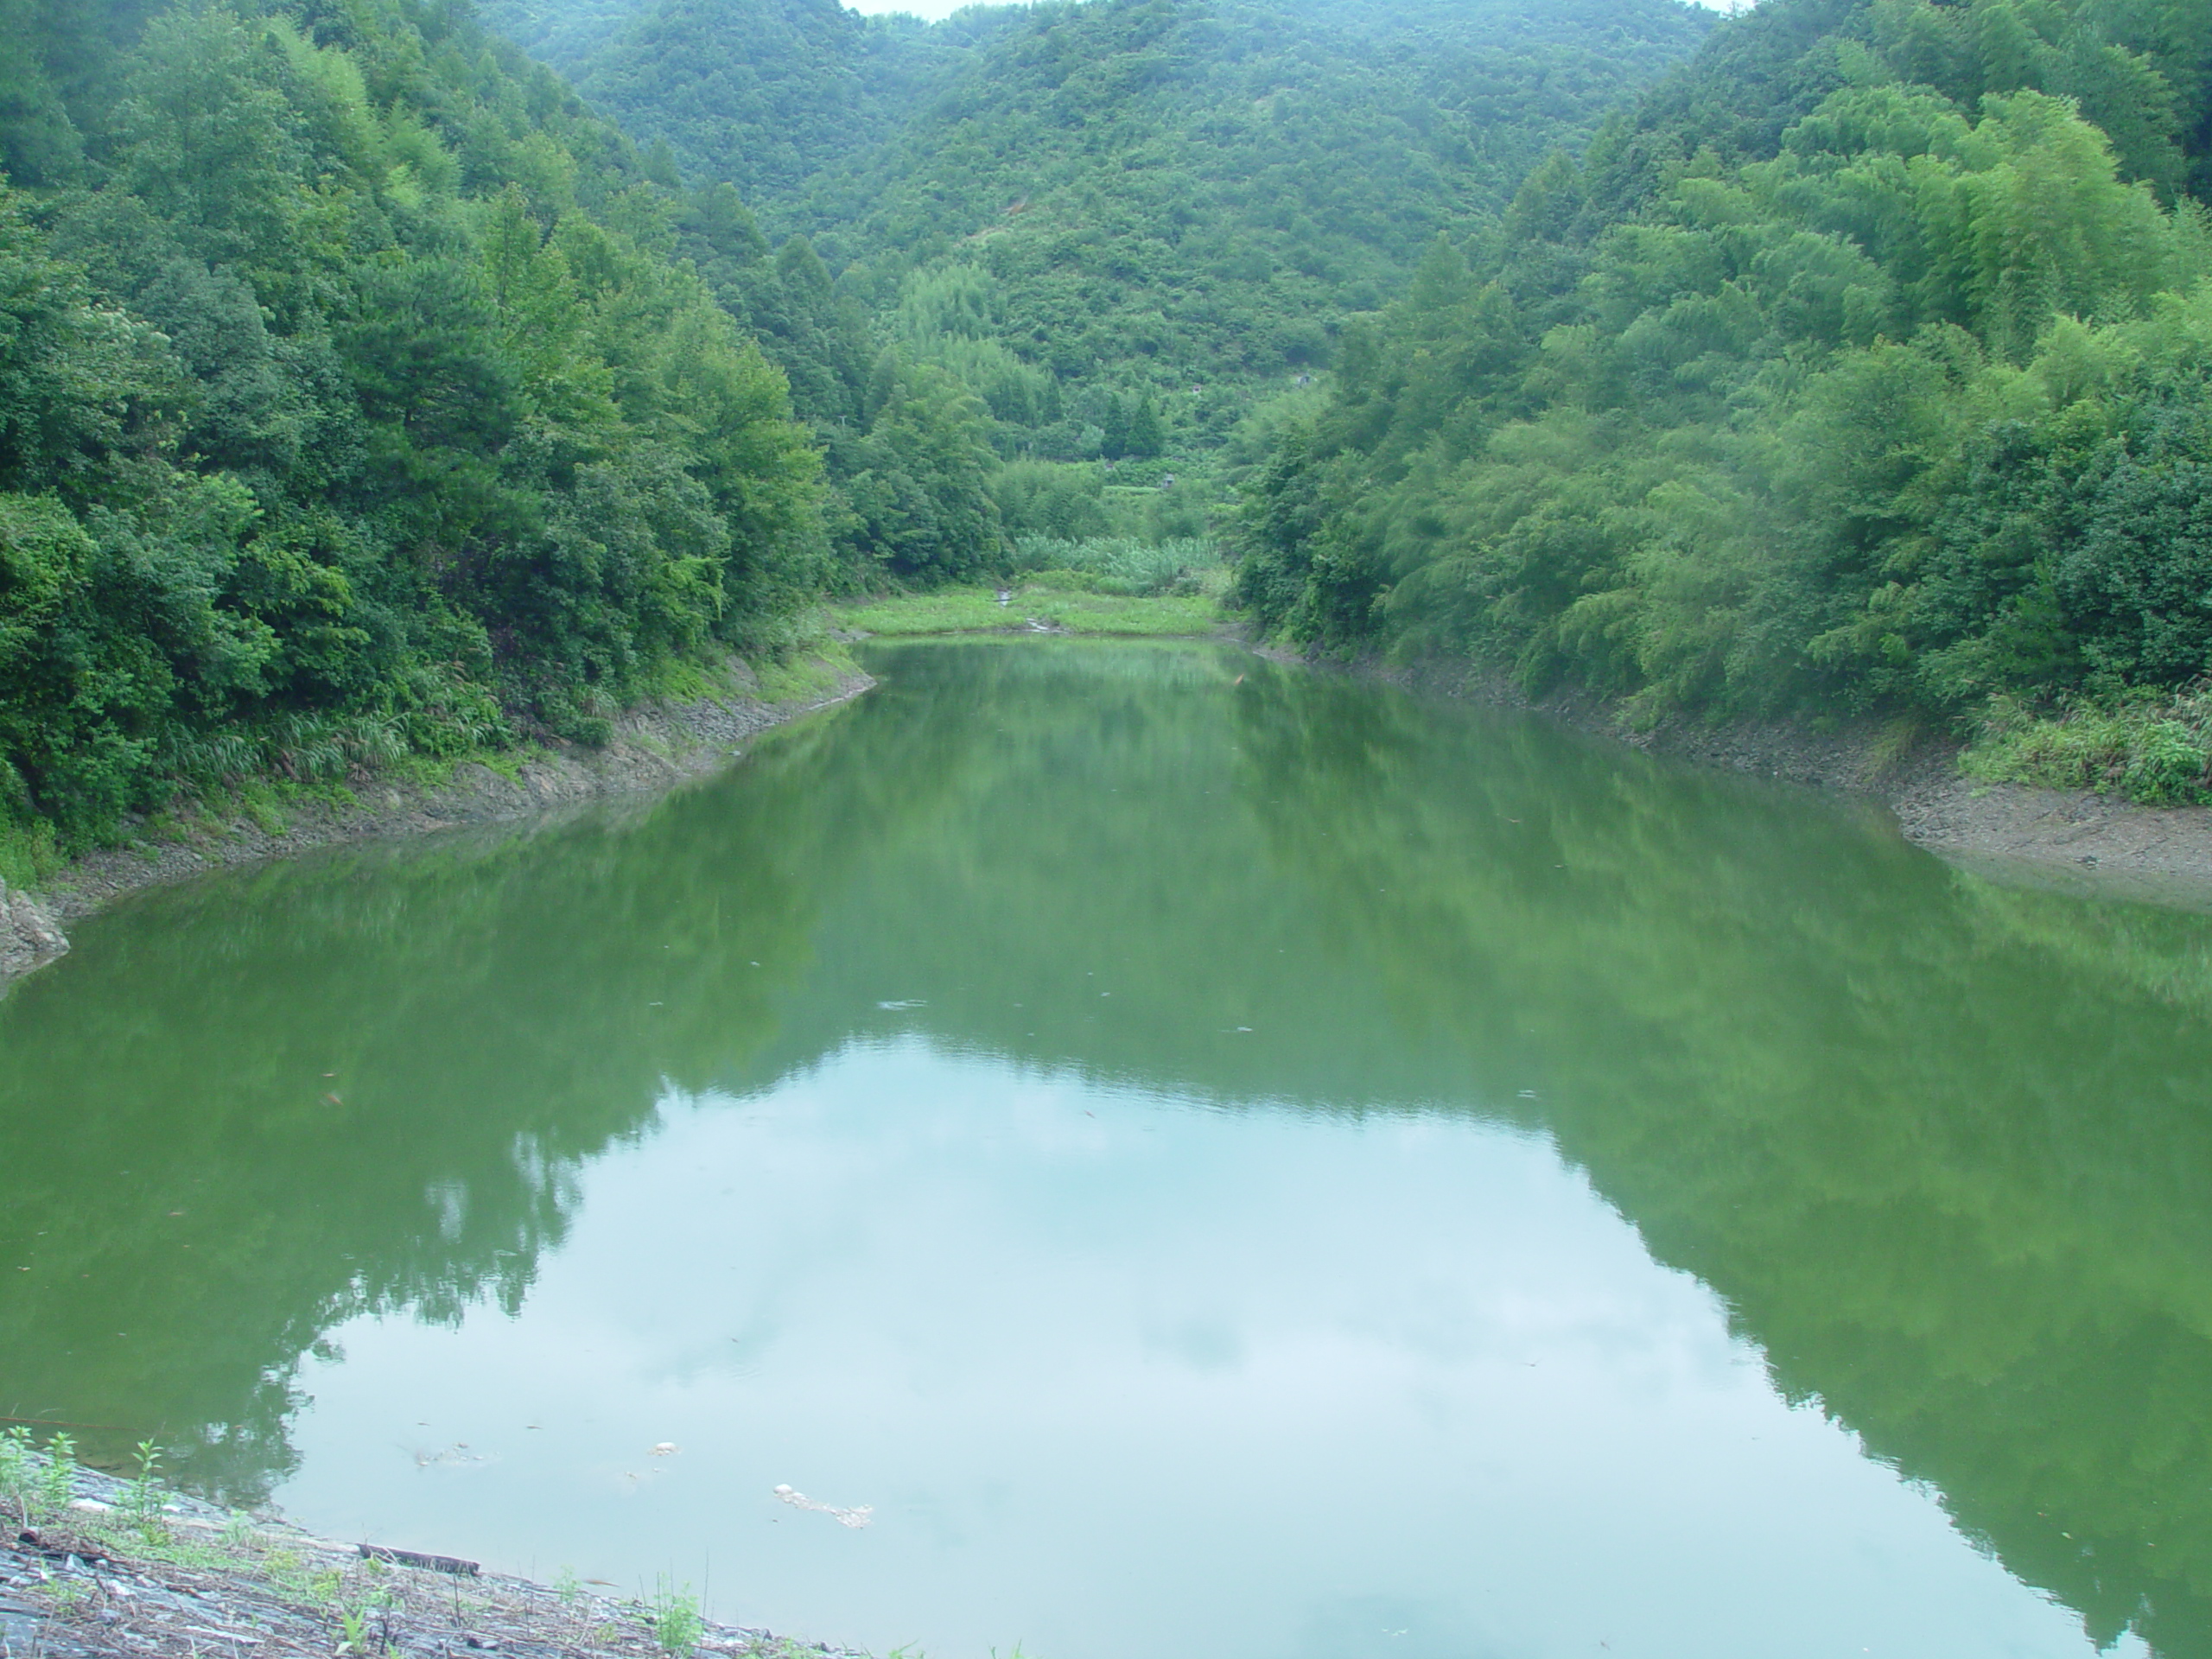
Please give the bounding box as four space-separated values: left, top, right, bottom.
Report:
1100 394 1130 461
1124 392 1165 461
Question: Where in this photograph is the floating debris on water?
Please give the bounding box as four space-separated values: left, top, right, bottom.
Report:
772 1484 873 1529
413 1443 491 1468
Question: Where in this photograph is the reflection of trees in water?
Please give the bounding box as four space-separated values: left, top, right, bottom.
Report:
0 708 877 1504
731 640 2212 1659
750 642 2212 1656
743 641 1471 1106
9 639 2212 1656
1220 667 2212 1659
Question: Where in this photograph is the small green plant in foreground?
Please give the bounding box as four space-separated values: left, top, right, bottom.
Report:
338 1603 372 1656
39 1432 73 1518
336 1581 400 1656
0 1427 32 1521
124 1439 169 1543
4 1428 80 1523
650 1574 704 1656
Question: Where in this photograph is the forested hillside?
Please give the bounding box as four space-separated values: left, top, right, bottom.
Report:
535 0 1710 361
1239 0 2212 799
488 0 993 210
0 0 828 878
0 0 1716 874
491 0 1713 573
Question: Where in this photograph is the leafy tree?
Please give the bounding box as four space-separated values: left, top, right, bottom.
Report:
1240 0 2212 739
840 358 1004 583
0 0 828 851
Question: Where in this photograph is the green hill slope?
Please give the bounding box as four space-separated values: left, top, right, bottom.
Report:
508 0 999 209
483 0 1712 573
809 0 1713 385
1239 0 2212 793
0 0 825 868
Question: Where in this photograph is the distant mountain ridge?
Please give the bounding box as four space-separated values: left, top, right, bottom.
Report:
502 0 1713 238
481 0 1713 465
486 0 992 211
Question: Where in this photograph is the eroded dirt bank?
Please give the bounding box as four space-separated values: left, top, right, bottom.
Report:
0 658 874 991
1370 655 2212 908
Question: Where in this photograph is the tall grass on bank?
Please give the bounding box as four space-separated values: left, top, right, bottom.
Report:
0 816 62 890
1963 688 2212 806
838 582 1225 637
1008 537 1221 597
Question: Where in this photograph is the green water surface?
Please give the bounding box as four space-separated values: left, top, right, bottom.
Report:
5 639 2212 1657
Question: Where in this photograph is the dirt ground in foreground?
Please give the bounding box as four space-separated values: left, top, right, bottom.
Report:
1 1462 856 1659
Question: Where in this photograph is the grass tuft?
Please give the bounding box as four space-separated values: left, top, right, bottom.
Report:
753 645 858 702
1962 686 2212 806
649 1575 705 1655
0 815 63 890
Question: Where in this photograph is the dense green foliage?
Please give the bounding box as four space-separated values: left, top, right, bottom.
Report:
0 0 1713 861
785 0 1713 392
0 0 828 861
499 0 986 209
492 0 1712 572
1241 0 2212 781
31 0 2212 844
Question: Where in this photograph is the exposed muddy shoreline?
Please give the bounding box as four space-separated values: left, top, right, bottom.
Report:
0 657 874 991
1328 652 2212 910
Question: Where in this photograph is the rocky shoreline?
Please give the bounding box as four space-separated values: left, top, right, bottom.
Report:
2 1454 861 1659
0 655 874 994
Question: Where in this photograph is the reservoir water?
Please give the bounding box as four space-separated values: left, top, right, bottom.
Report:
5 639 2211 1658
